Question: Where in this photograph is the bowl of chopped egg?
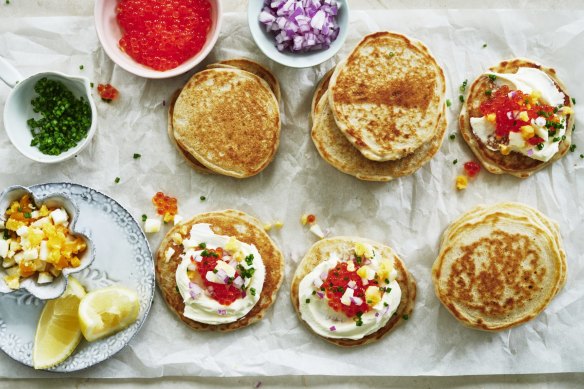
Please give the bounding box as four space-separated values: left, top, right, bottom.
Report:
0 186 95 300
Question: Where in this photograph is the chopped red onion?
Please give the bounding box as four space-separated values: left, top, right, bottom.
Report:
217 309 227 315
316 291 325 299
527 149 534 156
320 271 328 281
350 296 363 306
233 276 244 288
347 280 356 289
329 325 336 331
259 0 341 52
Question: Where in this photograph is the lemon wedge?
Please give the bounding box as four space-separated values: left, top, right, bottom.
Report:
33 277 86 369
78 286 140 342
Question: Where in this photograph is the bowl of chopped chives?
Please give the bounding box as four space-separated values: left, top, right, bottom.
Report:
1 57 97 163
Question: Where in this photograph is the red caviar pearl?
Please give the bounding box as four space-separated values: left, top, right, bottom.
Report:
463 161 481 178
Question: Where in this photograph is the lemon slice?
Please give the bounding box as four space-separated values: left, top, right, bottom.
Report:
33 277 86 369
78 286 140 342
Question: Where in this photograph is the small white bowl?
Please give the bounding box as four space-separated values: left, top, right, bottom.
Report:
248 0 350 68
0 185 95 300
94 0 223 79
2 70 97 164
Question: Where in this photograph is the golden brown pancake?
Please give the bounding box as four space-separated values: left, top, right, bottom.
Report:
291 237 416 347
173 68 281 178
432 203 565 331
329 32 446 161
167 89 215 174
460 58 574 178
312 90 446 181
207 58 281 103
156 210 284 331
311 67 335 123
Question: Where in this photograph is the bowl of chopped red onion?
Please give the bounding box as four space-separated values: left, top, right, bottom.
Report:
249 0 349 68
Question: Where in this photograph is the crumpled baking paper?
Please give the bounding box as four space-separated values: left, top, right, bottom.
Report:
0 9 583 378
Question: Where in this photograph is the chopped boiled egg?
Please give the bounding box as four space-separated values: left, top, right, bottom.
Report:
0 240 8 258
354 242 373 259
340 287 354 306
309 224 325 239
346 261 355 272
144 218 161 233
365 286 381 306
37 272 54 284
215 260 236 278
50 209 68 225
357 265 375 280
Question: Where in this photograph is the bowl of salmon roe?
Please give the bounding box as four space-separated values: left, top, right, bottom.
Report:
94 0 222 79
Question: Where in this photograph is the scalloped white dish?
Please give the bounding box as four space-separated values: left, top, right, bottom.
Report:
0 185 95 300
0 183 154 372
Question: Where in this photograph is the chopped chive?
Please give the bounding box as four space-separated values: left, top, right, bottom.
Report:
79 65 84 70
449 134 456 140
175 286 179 293
133 153 141 159
488 74 497 82
485 90 492 96
446 99 452 107
384 278 389 284
114 177 120 184
580 154 584 159
24 212 31 218
482 43 487 48
570 144 577 152
141 214 147 222
305 298 310 304
453 159 458 165
402 314 409 320
250 287 256 296
198 242 206 249
459 80 468 93
212 269 218 274
572 97 576 105
537 143 545 150
459 95 464 103
200 196 206 201
384 302 389 307
389 51 395 57
90 82 94 88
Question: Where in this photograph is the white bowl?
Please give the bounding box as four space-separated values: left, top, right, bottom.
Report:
2 69 97 164
94 0 223 79
0 185 95 300
248 0 350 68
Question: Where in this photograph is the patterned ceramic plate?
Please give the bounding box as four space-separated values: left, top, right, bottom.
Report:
0 182 154 372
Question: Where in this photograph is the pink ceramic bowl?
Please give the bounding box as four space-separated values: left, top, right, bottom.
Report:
94 0 222 79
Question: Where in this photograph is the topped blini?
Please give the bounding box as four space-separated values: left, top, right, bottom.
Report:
156 210 284 331
459 58 574 178
171 63 280 178
328 32 446 162
291 237 416 347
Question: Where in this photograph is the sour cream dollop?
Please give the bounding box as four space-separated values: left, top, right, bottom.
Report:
175 224 265 325
298 243 401 340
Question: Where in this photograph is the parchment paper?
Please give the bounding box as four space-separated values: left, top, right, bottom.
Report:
0 9 583 378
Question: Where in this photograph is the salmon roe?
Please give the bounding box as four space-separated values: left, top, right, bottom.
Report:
116 0 212 71
195 248 243 305
463 161 481 177
152 192 178 221
97 84 119 102
479 85 558 138
324 262 372 318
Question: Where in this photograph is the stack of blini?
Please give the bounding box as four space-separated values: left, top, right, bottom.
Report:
432 202 566 331
168 59 281 178
311 32 447 181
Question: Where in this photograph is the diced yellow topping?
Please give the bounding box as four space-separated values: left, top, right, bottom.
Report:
456 175 468 190
4 275 19 290
518 111 529 122
365 286 381 306
355 242 373 259
499 144 511 155
486 113 496 122
163 212 174 223
377 258 394 282
561 106 574 115
6 219 23 231
520 125 535 140
300 214 309 226
225 237 239 253
263 223 272 231
356 266 369 279
39 205 50 217
529 90 541 104
274 220 284 229
233 251 244 263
